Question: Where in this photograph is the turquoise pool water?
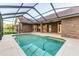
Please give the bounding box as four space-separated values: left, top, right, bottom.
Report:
15 34 65 56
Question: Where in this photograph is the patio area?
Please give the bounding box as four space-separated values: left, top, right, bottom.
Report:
0 3 79 56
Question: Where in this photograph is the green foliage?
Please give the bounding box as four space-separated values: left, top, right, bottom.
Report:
3 24 16 35
3 32 16 35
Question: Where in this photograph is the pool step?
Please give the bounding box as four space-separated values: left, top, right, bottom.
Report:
22 43 52 56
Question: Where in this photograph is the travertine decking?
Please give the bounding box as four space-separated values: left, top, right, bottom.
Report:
0 35 25 56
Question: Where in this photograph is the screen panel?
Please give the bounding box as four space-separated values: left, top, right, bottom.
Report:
35 3 52 14
0 8 18 14
0 3 21 6
28 9 39 17
53 3 79 9
23 3 36 6
18 8 30 13
23 14 37 22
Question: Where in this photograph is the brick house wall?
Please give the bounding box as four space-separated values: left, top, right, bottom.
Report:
61 16 79 39
51 22 58 33
18 23 33 33
32 22 59 33
47 22 60 33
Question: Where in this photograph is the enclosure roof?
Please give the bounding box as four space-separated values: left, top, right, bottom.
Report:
1 3 79 23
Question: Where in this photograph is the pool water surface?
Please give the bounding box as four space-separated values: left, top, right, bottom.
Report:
15 34 65 56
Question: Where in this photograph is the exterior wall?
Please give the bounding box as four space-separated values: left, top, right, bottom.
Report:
37 24 41 32
32 22 59 33
47 22 60 33
42 24 48 32
57 22 62 33
33 24 43 32
33 25 38 32
61 16 79 39
18 23 33 33
40 24 43 32
48 24 52 32
51 22 58 33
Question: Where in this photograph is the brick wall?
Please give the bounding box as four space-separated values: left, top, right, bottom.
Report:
47 22 59 33
51 22 58 33
42 24 48 32
32 22 59 33
61 16 79 39
19 23 33 33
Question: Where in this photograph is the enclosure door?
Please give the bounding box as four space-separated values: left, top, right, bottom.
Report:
0 13 3 40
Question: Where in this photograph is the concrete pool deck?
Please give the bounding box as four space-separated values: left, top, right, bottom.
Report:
0 35 25 56
0 32 79 56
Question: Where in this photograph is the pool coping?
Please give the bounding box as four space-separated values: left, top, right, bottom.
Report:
12 36 26 56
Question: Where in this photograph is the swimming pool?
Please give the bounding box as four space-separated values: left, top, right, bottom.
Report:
15 34 65 56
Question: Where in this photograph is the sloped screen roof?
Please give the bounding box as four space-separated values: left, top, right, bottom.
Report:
0 3 79 23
